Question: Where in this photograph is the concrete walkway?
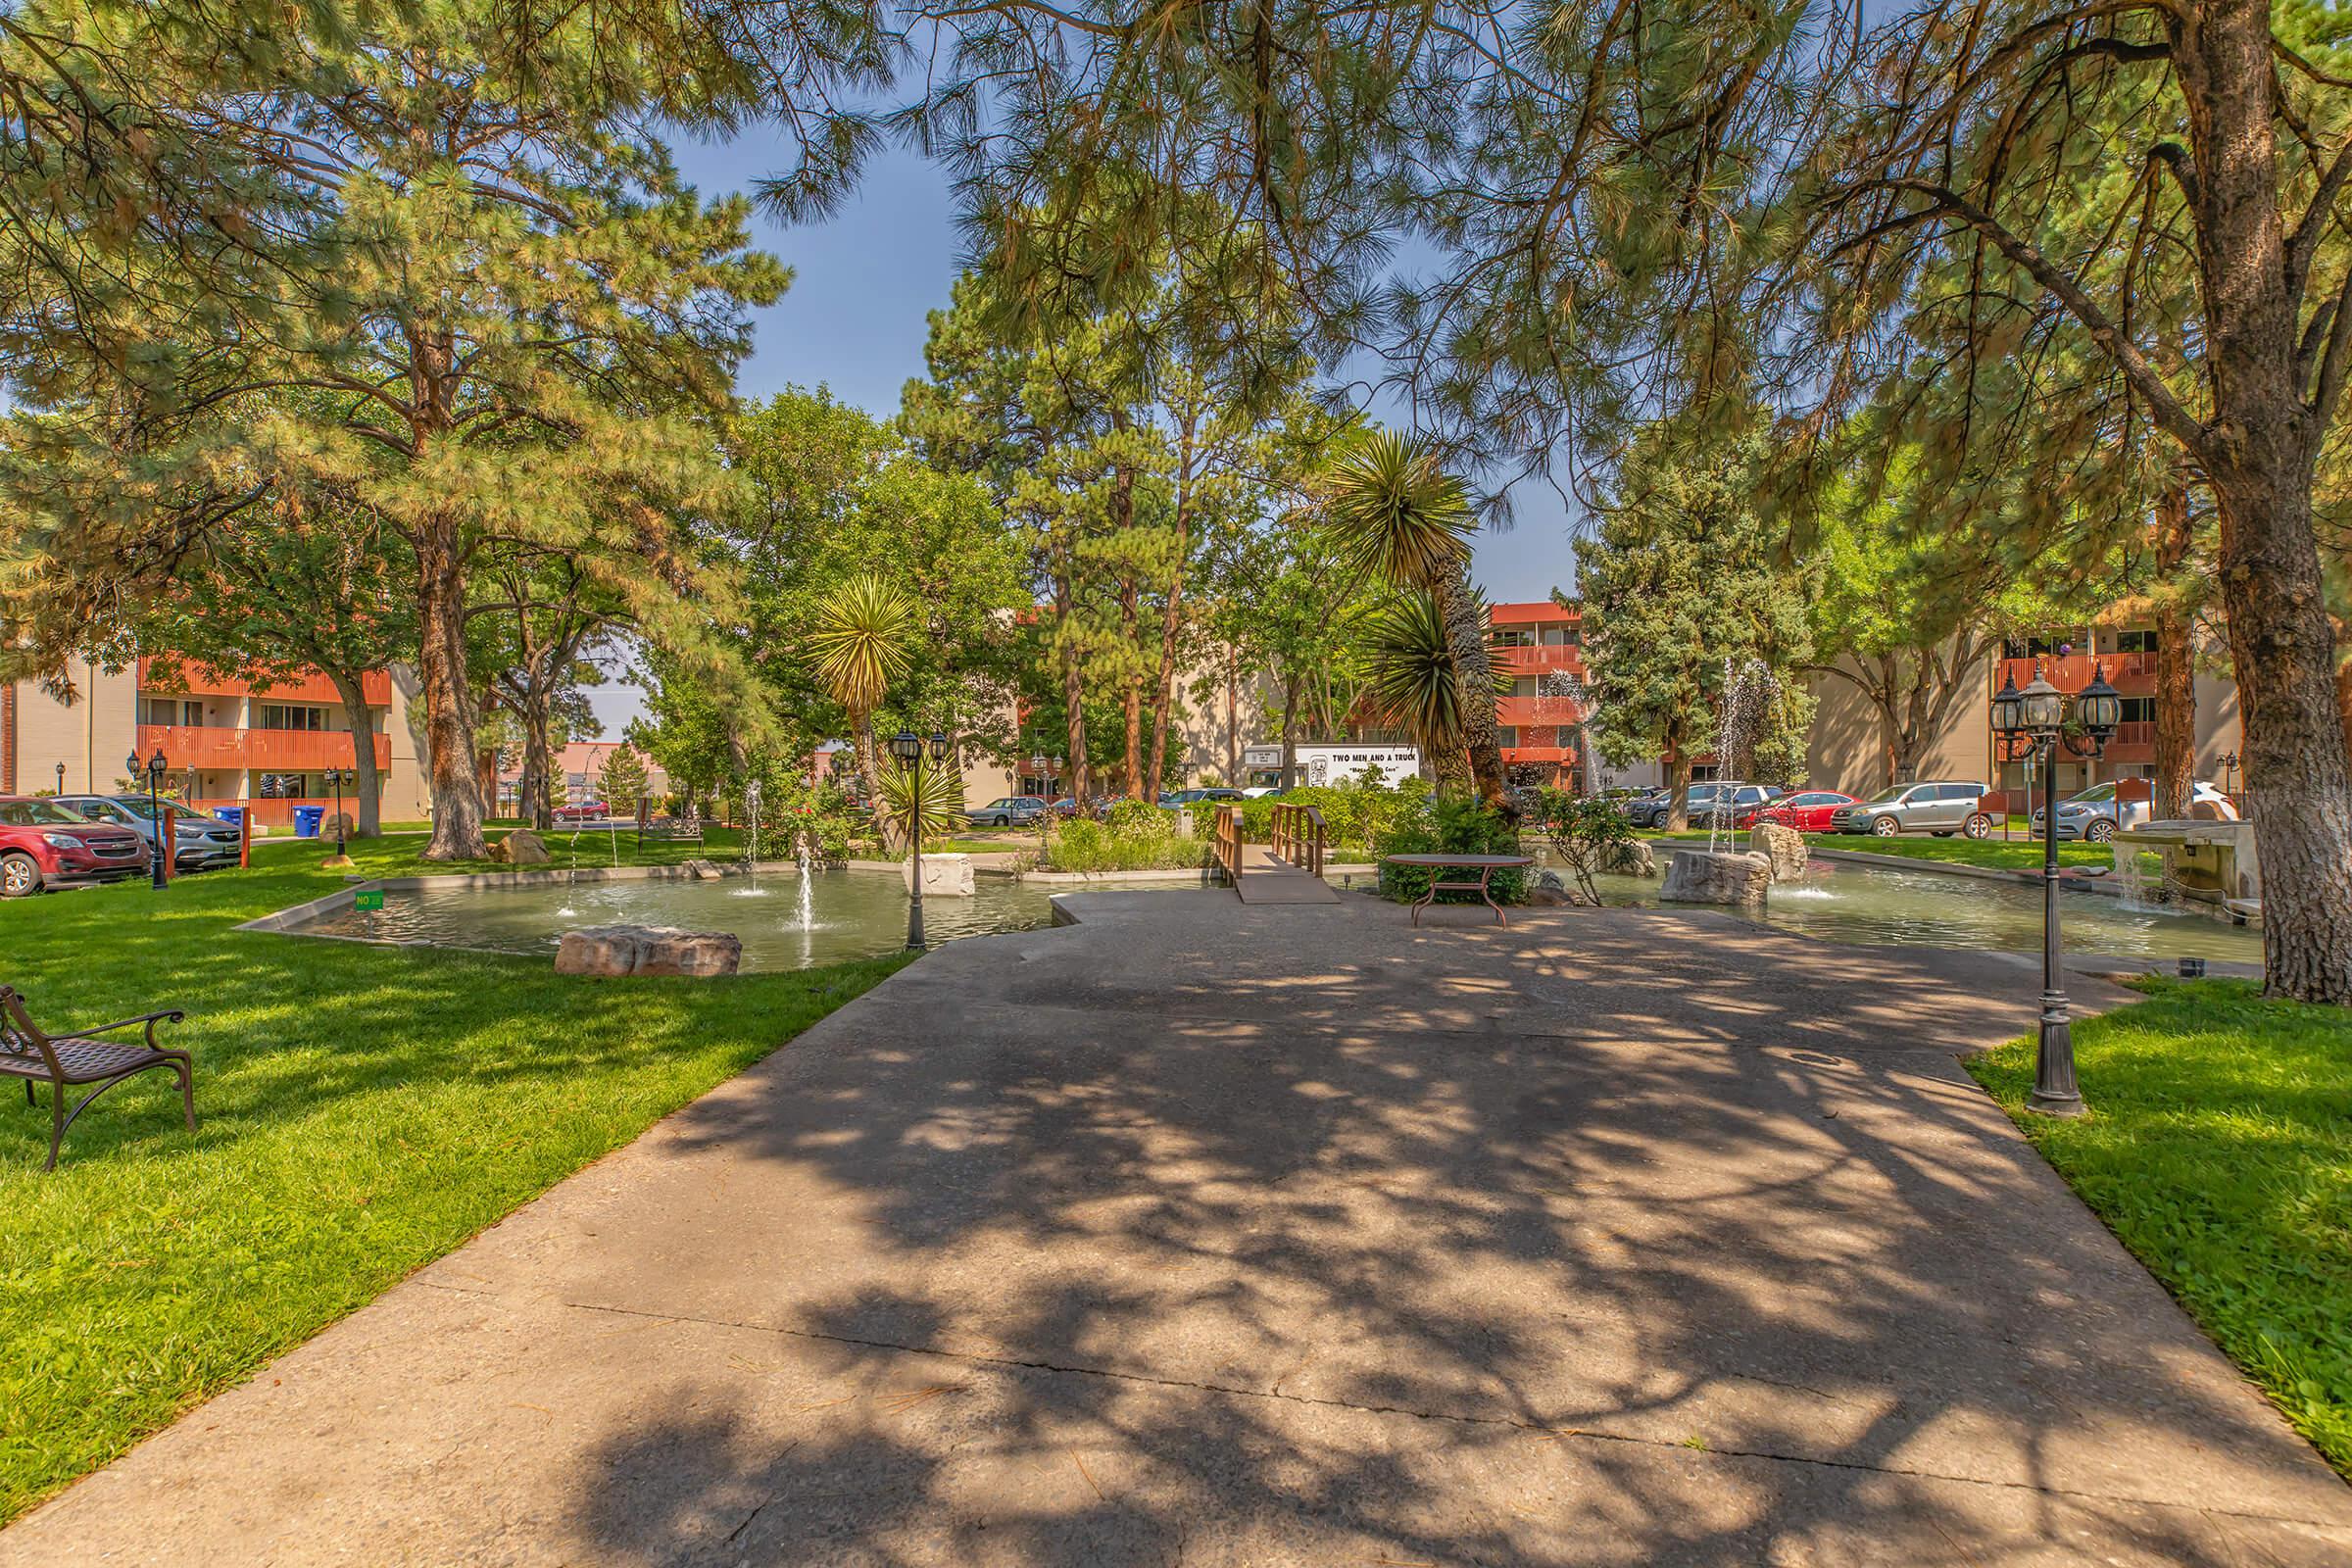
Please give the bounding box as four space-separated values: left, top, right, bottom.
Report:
6 895 2348 1565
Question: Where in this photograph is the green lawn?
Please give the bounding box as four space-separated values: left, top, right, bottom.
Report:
1968 979 2352 1477
0 851 905 1523
1638 828 2116 871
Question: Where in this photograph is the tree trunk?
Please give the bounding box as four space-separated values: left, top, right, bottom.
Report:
2151 484 2199 822
326 670 382 837
854 711 891 851
2177 0 2352 1001
1663 736 1692 832
416 524 487 860
520 695 555 830
1225 650 1241 785
1279 676 1300 788
1061 647 1090 811
1143 549 1189 802
1435 567 1507 810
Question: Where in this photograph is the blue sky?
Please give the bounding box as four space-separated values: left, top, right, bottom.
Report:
590 135 1583 734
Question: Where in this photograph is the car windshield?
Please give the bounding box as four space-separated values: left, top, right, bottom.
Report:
1864 785 1909 804
2067 784 2117 804
0 800 90 826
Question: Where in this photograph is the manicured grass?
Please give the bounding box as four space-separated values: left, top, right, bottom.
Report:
0 853 906 1523
1968 979 2352 1477
1639 828 2115 871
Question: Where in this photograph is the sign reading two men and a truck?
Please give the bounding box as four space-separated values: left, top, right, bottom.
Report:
1241 744 1422 789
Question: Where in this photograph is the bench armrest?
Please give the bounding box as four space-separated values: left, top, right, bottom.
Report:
69 1009 185 1047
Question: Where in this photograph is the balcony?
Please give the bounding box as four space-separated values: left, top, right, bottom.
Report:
137 724 392 773
137 657 391 707
1496 695 1588 728
1489 645 1586 675
1997 651 2158 693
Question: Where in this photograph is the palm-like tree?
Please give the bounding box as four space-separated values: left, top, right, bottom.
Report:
1363 592 1475 768
1323 432 1508 805
807 574 919 839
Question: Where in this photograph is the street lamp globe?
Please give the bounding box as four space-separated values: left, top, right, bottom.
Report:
927 731 950 765
2074 664 2123 739
147 750 168 782
1990 675 2025 738
887 729 922 764
2018 671 2066 735
124 749 142 780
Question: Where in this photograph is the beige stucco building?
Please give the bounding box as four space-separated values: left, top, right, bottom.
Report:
3 656 429 826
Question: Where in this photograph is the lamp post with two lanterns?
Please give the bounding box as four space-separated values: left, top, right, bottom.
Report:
1989 662 2123 1117
124 748 169 890
889 729 952 953
322 767 353 857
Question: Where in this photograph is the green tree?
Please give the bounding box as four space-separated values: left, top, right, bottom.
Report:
599 747 649 816
1322 432 1506 808
807 575 922 831
1362 592 1478 782
1579 428 1813 830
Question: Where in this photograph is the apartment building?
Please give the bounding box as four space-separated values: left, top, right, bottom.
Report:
1488 601 1599 791
3 656 428 826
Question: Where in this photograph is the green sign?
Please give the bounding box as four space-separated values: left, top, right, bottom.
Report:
353 890 385 911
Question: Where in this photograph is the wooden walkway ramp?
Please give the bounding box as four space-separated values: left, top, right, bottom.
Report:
1230 842 1342 905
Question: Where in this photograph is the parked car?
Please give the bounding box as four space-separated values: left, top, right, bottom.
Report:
54 794 243 872
1158 787 1246 808
1750 790 1861 832
2030 780 2234 843
0 797 150 896
966 795 1050 828
1240 786 1287 799
1828 781 1993 839
1623 782 1781 829
553 800 611 824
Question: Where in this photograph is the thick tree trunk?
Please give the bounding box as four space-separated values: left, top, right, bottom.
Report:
2151 484 2199 821
854 711 892 851
416 526 487 860
2177 0 2352 1001
1061 648 1090 810
1436 567 1508 810
326 670 382 837
1279 677 1300 788
1663 739 1692 832
520 698 555 830
1144 551 1189 802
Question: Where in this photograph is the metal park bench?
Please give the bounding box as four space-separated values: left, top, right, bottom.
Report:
0 986 195 1171
636 817 706 850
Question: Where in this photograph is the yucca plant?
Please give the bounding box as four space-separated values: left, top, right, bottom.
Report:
1322 432 1508 805
807 575 920 840
1363 591 1474 769
876 757 965 851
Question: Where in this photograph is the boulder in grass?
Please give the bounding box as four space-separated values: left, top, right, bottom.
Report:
555 924 741 977
1659 849 1772 906
1745 821 1808 882
497 830 551 865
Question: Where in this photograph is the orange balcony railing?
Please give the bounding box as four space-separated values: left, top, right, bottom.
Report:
1496 695 1588 728
137 724 391 773
137 657 391 707
1996 651 2158 693
1489 645 1586 675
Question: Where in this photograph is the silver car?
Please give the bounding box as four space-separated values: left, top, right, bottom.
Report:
1827 781 1993 839
2032 780 2234 842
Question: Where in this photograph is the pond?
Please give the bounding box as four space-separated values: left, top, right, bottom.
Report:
284 855 2265 974
1567 854 2265 964
294 869 1068 972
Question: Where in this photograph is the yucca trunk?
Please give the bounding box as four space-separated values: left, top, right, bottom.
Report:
1436 566 1507 809
854 712 893 852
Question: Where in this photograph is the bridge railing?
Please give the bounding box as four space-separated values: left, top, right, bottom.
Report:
1212 804 1245 885
1269 803 1327 878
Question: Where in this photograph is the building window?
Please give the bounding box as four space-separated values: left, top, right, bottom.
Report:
2113 629 2159 654
1490 627 1535 649
1495 726 1517 747
1511 676 1539 698
2119 696 2156 724
257 704 326 731
139 698 203 726
1543 627 1581 647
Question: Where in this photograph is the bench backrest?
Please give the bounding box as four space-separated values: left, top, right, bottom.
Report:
0 988 63 1078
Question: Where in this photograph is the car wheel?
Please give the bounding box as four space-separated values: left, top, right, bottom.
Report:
1964 812 1992 840
2086 819 2116 844
1 853 42 898
1871 815 1900 837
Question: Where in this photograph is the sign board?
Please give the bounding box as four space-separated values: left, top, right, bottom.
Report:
1241 745 1283 768
1294 745 1421 788
353 890 385 911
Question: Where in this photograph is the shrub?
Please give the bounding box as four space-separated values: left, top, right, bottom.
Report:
1044 815 1211 872
1373 794 1528 905
1529 788 1631 905
1103 798 1178 836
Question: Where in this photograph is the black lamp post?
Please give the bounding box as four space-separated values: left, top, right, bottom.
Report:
128 748 169 889
1991 662 2122 1117
890 729 946 952
53 761 64 797
322 766 352 856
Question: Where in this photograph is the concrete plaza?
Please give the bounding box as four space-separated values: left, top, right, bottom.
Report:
4 892 2347 1565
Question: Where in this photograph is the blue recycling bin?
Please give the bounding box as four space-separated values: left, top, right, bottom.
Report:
292 806 324 838
216 807 245 829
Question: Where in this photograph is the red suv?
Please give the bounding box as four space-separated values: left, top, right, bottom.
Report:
0 797 151 896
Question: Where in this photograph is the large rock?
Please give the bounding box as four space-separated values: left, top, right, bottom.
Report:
681 858 723 880
1746 821 1809 882
321 811 356 843
496 830 550 865
555 924 742 978
905 852 976 898
1596 839 1657 878
1659 848 1772 906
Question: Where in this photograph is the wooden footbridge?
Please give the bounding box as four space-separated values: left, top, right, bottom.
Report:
1212 804 1341 905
